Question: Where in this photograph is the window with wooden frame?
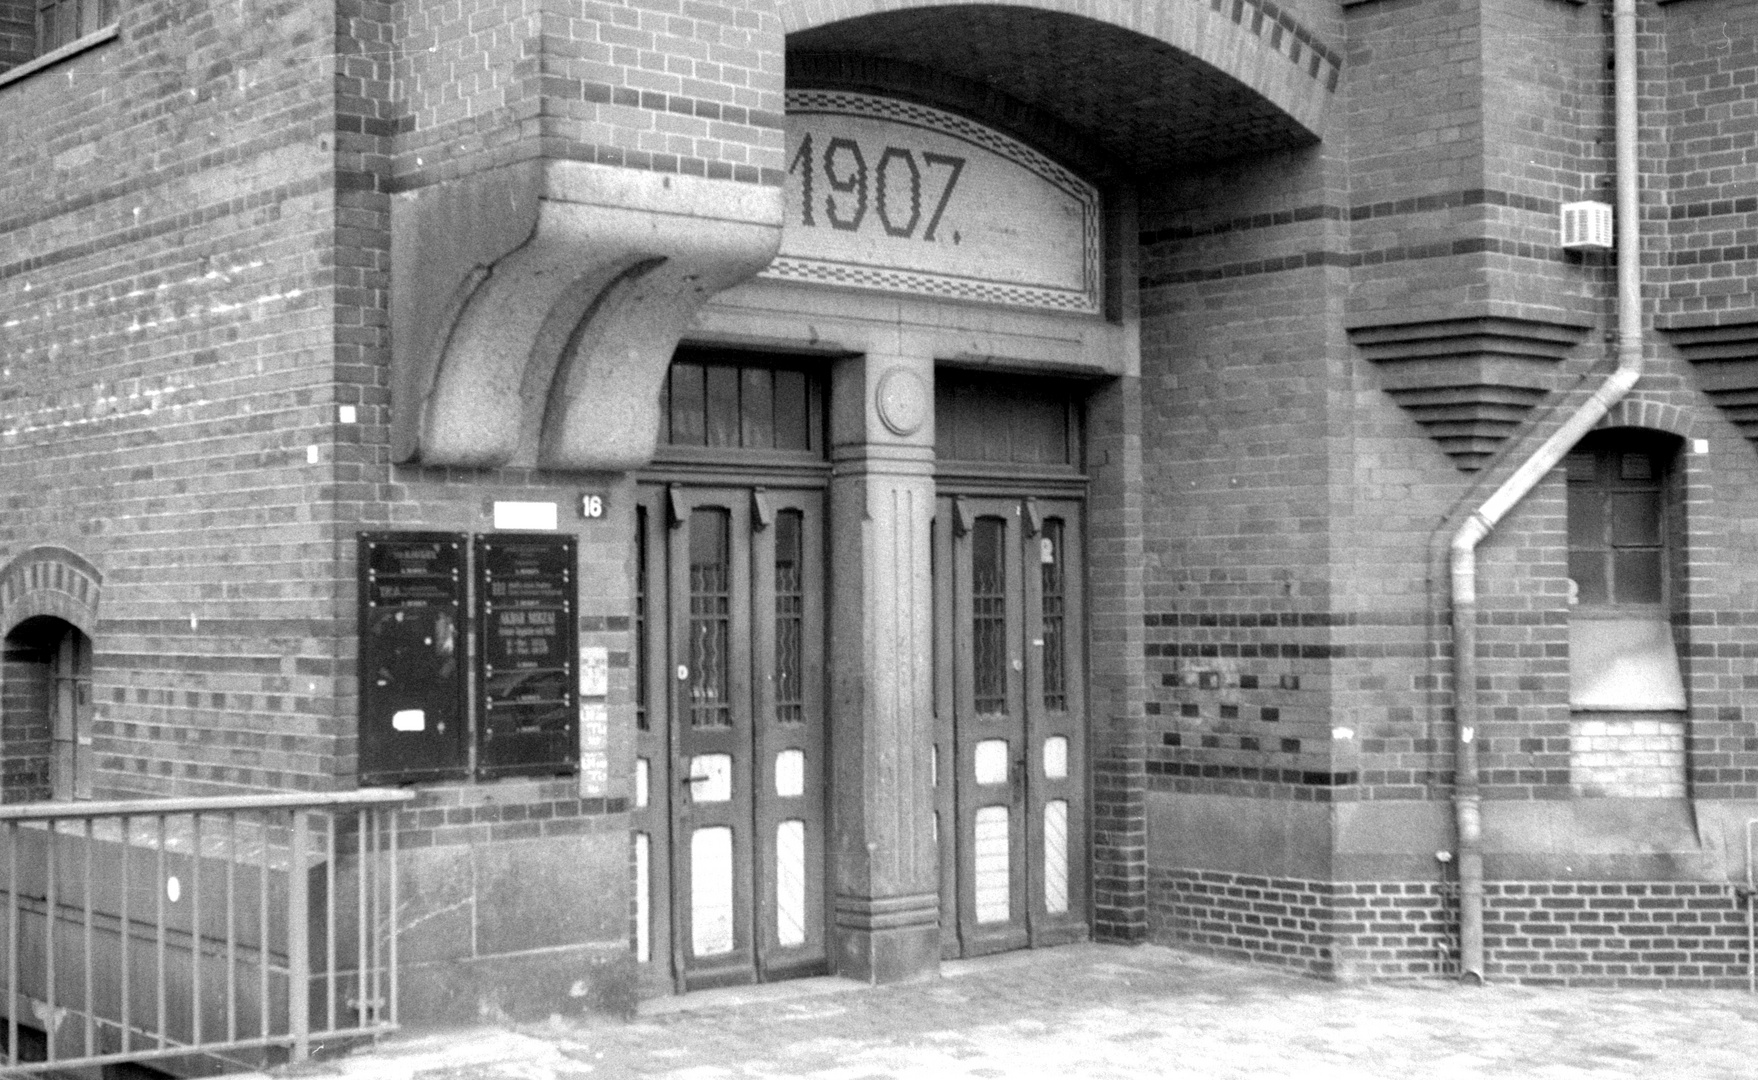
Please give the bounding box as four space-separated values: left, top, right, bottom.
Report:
0 0 117 83
37 0 112 53
654 347 827 465
1565 428 1686 711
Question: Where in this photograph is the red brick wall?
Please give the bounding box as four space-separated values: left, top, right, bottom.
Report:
392 0 785 190
1660 0 1758 324
1136 0 1758 986
1137 140 1353 810
0 0 345 798
1154 869 1750 987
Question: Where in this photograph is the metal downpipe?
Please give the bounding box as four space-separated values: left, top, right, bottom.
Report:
1447 0 1645 984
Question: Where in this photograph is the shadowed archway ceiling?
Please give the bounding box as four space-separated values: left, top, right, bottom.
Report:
786 5 1318 174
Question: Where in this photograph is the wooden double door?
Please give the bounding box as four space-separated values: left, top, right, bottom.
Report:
933 494 1089 957
633 483 829 990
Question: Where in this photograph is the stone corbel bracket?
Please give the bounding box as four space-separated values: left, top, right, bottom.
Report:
391 161 783 472
1348 315 1591 471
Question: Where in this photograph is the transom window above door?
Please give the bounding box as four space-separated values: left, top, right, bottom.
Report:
659 348 826 459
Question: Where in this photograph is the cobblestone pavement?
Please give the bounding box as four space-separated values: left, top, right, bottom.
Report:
269 944 1758 1080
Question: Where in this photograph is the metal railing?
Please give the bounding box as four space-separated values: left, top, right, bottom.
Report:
0 789 413 1074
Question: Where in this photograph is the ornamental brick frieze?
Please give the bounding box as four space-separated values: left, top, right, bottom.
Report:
1347 316 1592 472
1661 319 1758 447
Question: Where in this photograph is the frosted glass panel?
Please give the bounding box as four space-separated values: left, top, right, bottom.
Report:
688 753 732 802
1044 800 1068 915
1043 736 1068 779
974 739 1009 785
974 806 1010 924
635 757 650 809
634 832 652 963
776 820 806 947
691 826 735 956
775 749 805 797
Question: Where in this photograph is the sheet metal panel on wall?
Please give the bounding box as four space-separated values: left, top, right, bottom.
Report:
476 533 578 778
358 532 468 784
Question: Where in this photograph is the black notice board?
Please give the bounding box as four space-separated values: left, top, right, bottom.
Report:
358 532 468 784
476 533 577 778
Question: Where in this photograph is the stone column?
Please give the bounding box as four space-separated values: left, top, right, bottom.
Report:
826 352 940 983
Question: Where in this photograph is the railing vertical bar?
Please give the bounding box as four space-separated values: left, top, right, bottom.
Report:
226 812 237 1045
288 809 310 1062
387 806 399 1031
155 815 166 1051
119 815 130 1055
191 813 203 1050
45 818 57 1063
0 792 409 1073
325 812 336 1034
356 808 368 1029
257 811 269 1050
7 821 19 1067
83 817 95 1059
367 808 379 1029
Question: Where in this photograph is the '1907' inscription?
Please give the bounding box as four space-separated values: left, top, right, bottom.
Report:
788 133 966 242
765 91 1101 314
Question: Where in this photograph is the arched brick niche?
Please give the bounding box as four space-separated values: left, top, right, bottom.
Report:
778 0 1339 173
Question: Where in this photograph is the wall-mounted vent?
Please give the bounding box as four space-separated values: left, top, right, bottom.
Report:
1561 201 1614 251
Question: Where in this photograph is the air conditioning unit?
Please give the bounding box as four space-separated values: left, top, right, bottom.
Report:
1561 201 1614 251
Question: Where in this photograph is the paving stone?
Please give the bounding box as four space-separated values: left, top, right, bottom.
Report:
259 943 1758 1080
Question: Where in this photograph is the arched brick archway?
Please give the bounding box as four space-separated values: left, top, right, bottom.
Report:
1595 398 1699 441
0 547 101 803
0 546 102 638
778 0 1339 171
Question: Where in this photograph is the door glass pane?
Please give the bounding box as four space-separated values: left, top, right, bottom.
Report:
636 507 648 731
1614 549 1663 604
1619 452 1654 481
1567 491 1604 548
1044 800 1069 915
691 826 735 956
974 739 1008 785
689 508 731 728
775 509 804 723
973 806 1010 924
634 832 652 963
1043 736 1068 779
972 517 1007 715
1040 518 1067 712
776 820 806 947
774 749 804 797
1570 550 1607 605
688 753 732 802
1609 491 1661 547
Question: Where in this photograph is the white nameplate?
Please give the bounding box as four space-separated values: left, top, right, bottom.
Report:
492 501 558 530
764 90 1101 315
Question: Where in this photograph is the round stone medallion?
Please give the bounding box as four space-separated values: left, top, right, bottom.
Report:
875 367 928 437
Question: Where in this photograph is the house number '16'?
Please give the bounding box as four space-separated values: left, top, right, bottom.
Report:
788 133 967 241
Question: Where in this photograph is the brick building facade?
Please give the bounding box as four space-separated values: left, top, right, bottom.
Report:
2 0 1756 1025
